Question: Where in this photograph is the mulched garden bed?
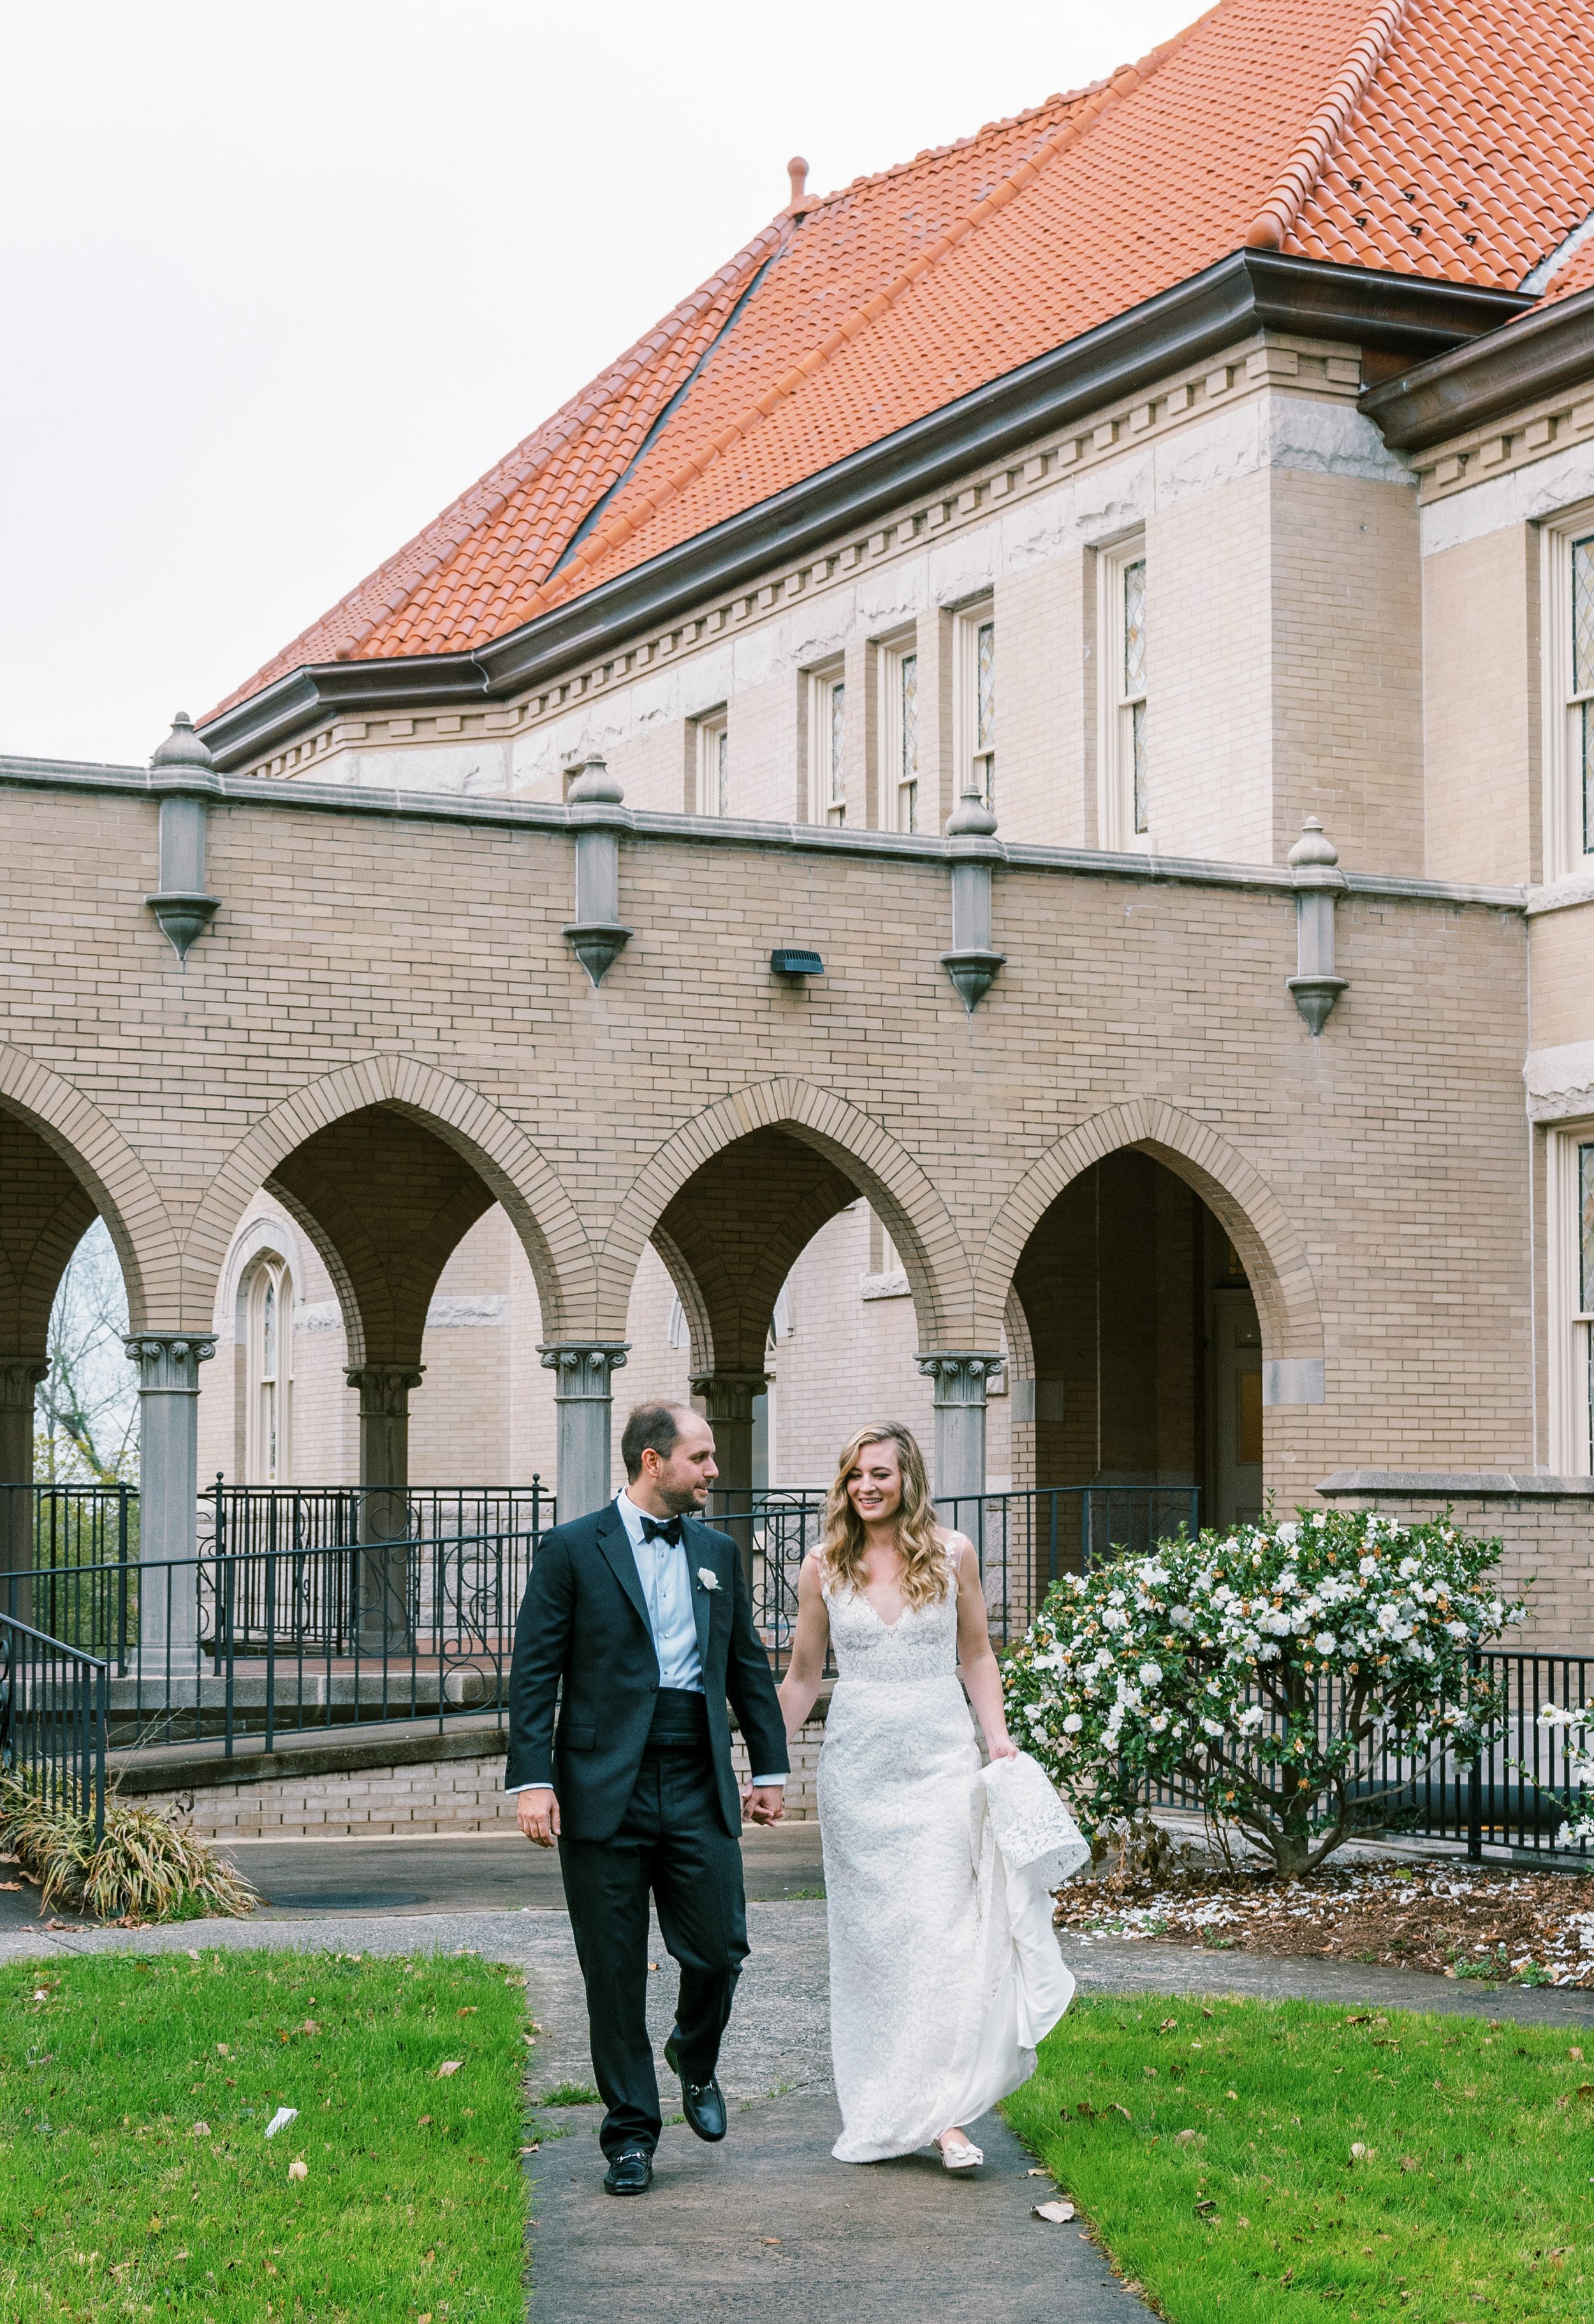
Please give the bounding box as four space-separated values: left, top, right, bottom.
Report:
1054 1857 1594 1987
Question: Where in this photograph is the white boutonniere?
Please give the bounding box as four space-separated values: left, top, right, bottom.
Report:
696 1566 720 1593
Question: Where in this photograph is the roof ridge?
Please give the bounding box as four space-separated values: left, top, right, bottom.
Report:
1245 0 1410 251
214 222 787 705
529 26 1202 620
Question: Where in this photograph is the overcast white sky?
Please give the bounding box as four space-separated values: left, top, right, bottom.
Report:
1 0 1197 766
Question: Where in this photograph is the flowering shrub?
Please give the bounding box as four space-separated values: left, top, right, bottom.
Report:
1004 1507 1525 1876
1529 1704 1594 1850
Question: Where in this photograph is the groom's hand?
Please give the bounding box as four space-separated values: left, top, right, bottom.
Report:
742 1785 784 1826
516 1787 560 1847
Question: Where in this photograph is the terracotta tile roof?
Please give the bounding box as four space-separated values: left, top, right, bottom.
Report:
216 0 1594 718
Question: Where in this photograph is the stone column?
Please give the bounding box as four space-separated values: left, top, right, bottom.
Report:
345 1363 425 1652
0 1358 47 1622
125 1333 216 1669
539 1344 629 1521
691 1369 769 1588
916 1353 1004 1513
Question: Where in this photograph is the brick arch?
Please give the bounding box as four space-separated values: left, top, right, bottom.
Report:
182 1057 592 1341
974 1099 1324 1376
0 1044 179 1333
599 1080 972 1351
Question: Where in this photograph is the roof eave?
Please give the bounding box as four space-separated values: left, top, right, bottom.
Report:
201 251 1528 771
1359 281 1594 452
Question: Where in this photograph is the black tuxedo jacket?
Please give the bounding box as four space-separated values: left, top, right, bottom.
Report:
505 1500 790 1842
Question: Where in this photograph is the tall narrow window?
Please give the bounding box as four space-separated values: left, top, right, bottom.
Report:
954 600 995 811
696 709 729 816
878 639 918 832
1541 516 1594 878
1098 534 1150 852
806 667 847 824
245 1255 293 1485
1581 1141 1594 1470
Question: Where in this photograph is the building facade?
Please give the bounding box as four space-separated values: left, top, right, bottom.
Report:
8 0 1594 1643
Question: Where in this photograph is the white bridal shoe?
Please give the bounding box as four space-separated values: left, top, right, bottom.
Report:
940 2137 984 2170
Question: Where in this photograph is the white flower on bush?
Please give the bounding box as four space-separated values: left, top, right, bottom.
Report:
1002 1504 1523 1876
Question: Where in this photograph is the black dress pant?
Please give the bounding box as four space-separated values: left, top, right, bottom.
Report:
559 1727 749 2158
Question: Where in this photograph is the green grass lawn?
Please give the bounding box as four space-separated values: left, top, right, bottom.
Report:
1004 1996 1594 2324
0 1947 530 2321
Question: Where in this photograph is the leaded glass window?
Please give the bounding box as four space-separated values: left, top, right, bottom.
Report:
1574 537 1594 854
715 726 729 817
974 618 995 807
827 678 846 824
246 1256 292 1485
1123 555 1148 836
898 651 918 833
1579 1143 1594 1313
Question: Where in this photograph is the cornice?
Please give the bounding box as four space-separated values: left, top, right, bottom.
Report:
0 752 1528 912
1361 281 1594 456
198 252 1526 774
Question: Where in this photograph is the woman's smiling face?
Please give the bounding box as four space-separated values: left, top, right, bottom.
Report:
845 1439 903 1525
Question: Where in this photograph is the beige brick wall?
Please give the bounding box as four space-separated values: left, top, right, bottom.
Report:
1422 524 1540 887
145 1728 829 1841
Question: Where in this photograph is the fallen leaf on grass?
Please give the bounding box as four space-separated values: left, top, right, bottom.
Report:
1108 2103 1132 2121
189 2121 211 2139
1157 2017 1178 2033
1033 2201 1076 2223
288 2160 307 2181
1025 2168 1051 2177
1174 2129 1205 2148
457 2006 478 2016
417 2115 432 2127
436 2061 462 2078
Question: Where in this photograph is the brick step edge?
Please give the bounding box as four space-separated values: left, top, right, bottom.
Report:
112 1687 833 1799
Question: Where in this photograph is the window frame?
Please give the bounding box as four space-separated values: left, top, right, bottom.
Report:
694 708 729 817
805 662 847 825
244 1253 293 1486
877 633 920 834
1540 506 1594 882
952 598 995 813
1097 531 1151 854
1547 1124 1594 1474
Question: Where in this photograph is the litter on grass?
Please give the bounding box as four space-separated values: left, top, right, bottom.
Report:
1034 2201 1077 2223
264 2107 298 2139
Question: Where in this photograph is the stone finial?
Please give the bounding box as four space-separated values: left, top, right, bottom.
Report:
1287 815 1342 878
566 755 624 806
150 711 216 780
945 776 998 841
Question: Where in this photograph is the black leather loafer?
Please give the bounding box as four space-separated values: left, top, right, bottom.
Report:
664 2032 728 2142
603 2146 654 2196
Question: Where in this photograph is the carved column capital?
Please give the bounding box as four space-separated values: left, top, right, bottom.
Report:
539 1343 629 1400
690 1371 770 1425
124 1333 217 1391
345 1363 426 1418
0 1356 49 1411
915 1351 1005 1407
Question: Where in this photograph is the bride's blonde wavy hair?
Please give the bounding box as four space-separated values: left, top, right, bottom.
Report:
818 1424 951 1609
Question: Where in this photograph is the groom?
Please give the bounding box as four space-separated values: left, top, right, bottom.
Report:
506 1401 789 2195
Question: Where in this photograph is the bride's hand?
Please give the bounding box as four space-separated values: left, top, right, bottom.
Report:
987 1734 1019 1761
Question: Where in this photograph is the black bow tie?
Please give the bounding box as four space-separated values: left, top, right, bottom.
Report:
641 1515 683 1546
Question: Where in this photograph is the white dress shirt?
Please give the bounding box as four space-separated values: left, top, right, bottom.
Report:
506 1488 785 1790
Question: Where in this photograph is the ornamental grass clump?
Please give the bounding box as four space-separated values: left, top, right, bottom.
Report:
0 1773 256 1922
1004 1507 1525 1876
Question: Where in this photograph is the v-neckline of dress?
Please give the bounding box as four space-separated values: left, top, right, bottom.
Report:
859 1590 911 1634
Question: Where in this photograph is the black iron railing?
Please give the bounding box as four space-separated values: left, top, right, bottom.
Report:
1141 1647 1594 1864
0 1610 108 1838
719 1483 1202 1669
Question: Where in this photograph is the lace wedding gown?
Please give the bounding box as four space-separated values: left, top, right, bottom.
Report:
818 1559 1083 2163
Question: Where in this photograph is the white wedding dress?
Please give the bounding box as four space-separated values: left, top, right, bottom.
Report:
817 1554 1085 2163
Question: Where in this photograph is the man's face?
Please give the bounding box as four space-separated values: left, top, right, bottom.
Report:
642 1412 719 1513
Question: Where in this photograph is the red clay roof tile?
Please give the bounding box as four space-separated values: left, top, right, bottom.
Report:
216 0 1594 718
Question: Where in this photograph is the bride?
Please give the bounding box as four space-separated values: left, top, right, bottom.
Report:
778 1423 1079 2168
